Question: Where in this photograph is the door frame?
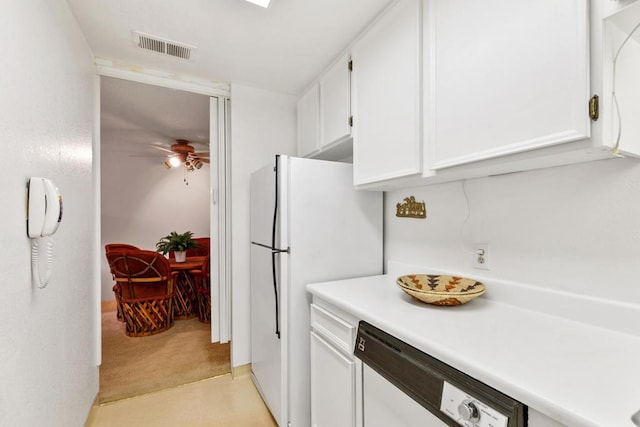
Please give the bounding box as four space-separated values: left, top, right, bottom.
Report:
93 59 231 364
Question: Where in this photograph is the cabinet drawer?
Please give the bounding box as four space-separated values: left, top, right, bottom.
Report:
310 304 356 354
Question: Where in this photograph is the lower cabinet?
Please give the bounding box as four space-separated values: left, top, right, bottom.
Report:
310 331 356 427
310 302 361 427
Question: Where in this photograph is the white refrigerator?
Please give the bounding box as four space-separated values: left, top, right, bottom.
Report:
250 155 382 427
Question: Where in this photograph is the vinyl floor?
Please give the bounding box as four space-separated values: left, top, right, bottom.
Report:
86 374 277 426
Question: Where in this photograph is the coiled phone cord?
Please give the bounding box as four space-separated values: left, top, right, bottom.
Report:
31 237 54 289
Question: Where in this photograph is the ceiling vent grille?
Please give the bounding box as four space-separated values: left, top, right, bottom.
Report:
132 31 194 60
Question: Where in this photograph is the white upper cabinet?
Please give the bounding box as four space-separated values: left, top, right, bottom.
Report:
298 84 321 158
352 0 423 186
320 53 352 148
428 0 591 169
298 0 640 188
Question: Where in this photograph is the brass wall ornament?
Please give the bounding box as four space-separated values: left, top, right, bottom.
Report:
396 196 426 219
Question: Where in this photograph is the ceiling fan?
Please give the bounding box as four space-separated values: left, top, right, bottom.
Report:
131 139 210 171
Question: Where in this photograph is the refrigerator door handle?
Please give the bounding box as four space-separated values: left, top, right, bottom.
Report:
271 155 282 339
271 251 281 339
250 241 290 254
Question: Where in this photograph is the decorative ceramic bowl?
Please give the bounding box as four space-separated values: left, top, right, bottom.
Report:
396 274 485 306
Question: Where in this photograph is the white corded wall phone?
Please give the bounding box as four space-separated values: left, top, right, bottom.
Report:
26 177 63 288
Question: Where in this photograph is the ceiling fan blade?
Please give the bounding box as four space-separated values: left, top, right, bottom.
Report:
201 159 210 164
129 154 167 158
193 152 210 157
149 145 174 154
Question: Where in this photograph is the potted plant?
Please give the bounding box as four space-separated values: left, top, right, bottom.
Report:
156 231 198 262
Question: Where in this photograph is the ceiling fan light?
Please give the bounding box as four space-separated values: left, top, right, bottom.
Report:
169 156 181 167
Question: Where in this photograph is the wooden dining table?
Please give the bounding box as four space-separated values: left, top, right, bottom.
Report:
170 256 206 320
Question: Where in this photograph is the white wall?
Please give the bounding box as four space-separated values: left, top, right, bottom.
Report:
385 157 640 305
230 85 297 367
0 2 97 426
100 145 210 300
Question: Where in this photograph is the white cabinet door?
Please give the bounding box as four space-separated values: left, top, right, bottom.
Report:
352 0 422 186
320 53 351 148
298 84 320 157
310 331 356 427
429 0 590 169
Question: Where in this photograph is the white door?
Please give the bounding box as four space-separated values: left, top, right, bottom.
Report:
429 0 590 169
250 163 283 426
209 96 225 343
310 331 356 427
320 53 351 147
298 84 321 157
351 0 423 186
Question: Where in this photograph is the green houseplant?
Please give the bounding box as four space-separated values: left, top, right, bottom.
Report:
156 231 198 262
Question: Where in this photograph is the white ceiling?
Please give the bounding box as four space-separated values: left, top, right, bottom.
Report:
101 76 210 155
67 0 394 95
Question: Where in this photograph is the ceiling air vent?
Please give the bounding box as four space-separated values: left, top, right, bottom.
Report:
132 31 194 60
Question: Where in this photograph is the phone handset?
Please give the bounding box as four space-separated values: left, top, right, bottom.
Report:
26 177 63 289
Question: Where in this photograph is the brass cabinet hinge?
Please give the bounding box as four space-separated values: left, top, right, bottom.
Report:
589 95 599 121
348 60 353 71
349 115 353 127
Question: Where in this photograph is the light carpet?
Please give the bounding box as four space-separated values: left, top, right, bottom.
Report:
99 301 231 403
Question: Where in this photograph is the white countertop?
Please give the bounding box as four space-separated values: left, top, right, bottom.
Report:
306 264 640 427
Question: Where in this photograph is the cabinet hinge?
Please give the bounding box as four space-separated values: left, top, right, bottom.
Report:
349 115 353 127
589 95 599 121
348 60 353 72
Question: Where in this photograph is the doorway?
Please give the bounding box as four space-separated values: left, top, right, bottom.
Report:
96 73 231 402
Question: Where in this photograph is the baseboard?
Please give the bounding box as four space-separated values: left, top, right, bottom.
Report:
84 392 100 425
231 363 251 379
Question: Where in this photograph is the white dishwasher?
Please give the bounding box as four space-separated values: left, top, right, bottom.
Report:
354 321 526 427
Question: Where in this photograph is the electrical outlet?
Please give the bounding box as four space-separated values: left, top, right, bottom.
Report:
474 244 489 270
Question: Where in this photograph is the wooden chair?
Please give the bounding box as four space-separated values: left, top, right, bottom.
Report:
190 237 210 257
105 243 140 321
105 243 139 253
191 255 211 323
105 250 175 337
